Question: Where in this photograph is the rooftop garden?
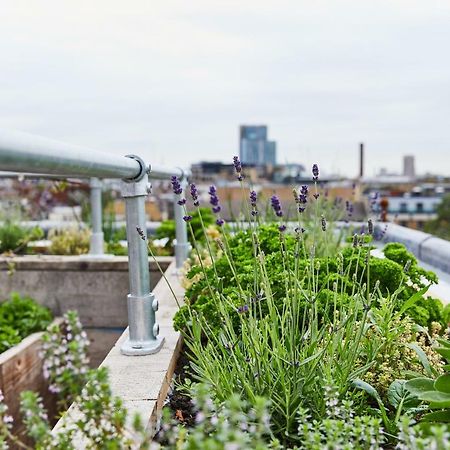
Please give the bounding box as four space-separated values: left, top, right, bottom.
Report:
2 158 450 448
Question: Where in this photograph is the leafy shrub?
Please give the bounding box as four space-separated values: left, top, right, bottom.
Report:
48 227 90 255
0 221 43 254
0 293 52 353
174 226 443 335
406 337 450 424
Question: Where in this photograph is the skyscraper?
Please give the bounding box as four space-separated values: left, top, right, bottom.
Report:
403 155 415 178
239 125 277 166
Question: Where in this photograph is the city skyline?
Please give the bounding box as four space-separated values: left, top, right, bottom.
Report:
0 1 449 177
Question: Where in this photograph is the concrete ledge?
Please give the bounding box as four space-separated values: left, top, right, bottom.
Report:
0 255 173 271
377 223 450 275
53 260 185 446
0 255 173 328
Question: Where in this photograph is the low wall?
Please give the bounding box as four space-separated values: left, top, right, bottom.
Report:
0 319 61 441
377 223 450 274
53 260 185 447
0 255 173 328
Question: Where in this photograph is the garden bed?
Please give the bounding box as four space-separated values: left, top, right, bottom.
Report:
0 318 61 439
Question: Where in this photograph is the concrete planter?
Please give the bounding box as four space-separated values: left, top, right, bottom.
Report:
0 255 173 328
0 319 61 439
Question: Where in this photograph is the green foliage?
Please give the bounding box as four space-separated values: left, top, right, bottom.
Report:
406 338 450 423
295 385 385 449
157 384 279 449
382 242 444 327
0 293 52 353
41 311 90 408
174 228 443 335
0 221 43 254
48 227 90 255
444 304 450 325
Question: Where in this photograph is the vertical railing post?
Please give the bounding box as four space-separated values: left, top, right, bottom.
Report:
88 177 105 256
174 177 190 269
120 156 164 355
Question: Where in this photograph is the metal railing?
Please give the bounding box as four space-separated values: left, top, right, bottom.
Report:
0 128 190 356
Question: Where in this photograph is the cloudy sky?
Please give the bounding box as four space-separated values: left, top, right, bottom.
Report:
1 0 449 177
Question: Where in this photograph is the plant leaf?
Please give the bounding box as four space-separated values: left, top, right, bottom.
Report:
436 337 450 349
352 379 382 403
435 374 450 394
399 284 431 315
417 390 450 407
387 380 420 409
406 343 434 377
422 410 450 422
436 347 450 363
405 378 435 396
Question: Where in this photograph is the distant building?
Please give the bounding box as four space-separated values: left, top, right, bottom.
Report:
239 125 277 166
403 155 416 178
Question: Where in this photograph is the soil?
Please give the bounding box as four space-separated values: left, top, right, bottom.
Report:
154 345 196 443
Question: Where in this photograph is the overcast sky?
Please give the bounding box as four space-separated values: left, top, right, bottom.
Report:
1 0 449 177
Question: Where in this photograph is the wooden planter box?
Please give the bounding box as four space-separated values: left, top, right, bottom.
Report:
0 319 61 439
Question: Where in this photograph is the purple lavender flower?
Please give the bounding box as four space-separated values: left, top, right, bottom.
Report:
250 190 258 216
177 198 186 206
237 304 249 314
233 156 243 181
190 183 200 207
183 215 192 222
313 193 320 200
312 164 319 181
216 218 225 227
208 185 221 213
278 224 287 232
270 195 283 217
170 176 183 195
297 185 309 212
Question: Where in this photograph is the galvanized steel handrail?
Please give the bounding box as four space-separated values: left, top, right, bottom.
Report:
0 128 190 356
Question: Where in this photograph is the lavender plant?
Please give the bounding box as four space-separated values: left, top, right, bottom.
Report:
166 160 449 446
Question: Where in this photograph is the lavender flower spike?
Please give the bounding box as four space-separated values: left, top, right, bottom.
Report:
170 175 183 195
190 183 200 207
233 156 243 181
312 164 319 181
208 185 221 214
270 195 283 217
250 190 258 216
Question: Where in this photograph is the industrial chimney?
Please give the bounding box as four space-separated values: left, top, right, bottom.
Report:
359 143 364 178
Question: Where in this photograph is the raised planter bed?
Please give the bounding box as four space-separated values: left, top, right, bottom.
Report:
0 318 61 438
0 255 172 328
